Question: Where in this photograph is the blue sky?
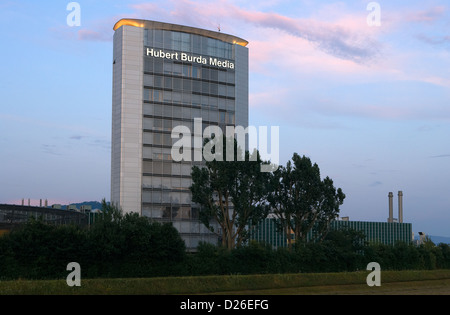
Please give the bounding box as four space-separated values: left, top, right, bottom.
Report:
0 0 449 237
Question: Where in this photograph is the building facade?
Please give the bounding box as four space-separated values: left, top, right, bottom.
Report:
250 218 413 248
111 19 249 248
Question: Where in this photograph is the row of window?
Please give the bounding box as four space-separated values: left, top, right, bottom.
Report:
144 58 235 84
142 175 192 190
143 120 236 147
143 113 234 131
142 205 201 221
142 190 192 205
143 97 235 114
143 160 194 176
144 74 235 97
143 85 235 104
144 29 234 60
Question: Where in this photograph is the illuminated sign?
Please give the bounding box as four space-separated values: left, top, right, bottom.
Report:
146 48 235 69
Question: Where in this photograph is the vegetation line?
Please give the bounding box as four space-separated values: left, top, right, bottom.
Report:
2 270 450 295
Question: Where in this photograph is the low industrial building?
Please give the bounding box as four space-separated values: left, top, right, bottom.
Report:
250 191 413 248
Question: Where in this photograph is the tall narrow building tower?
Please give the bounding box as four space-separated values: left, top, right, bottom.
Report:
111 19 249 249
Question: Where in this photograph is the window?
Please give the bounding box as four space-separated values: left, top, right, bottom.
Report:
191 108 201 119
182 79 191 90
154 30 163 48
202 68 209 80
163 105 172 116
153 118 162 130
170 192 181 204
227 86 235 98
172 163 181 175
143 146 152 159
142 190 152 203
164 77 172 89
163 90 172 103
163 62 173 75
192 81 201 93
181 178 191 188
173 63 182 76
143 132 153 145
227 71 235 84
159 133 169 146
192 94 201 106
218 84 227 97
218 70 226 83
154 76 163 88
171 177 181 189
226 112 235 124
153 133 162 145
143 103 153 115
182 92 191 104
210 83 218 95
163 162 171 175
143 161 153 173
192 66 201 79
163 119 172 131
153 90 163 102
144 59 154 72
219 111 226 123
154 59 163 73
144 74 154 86
202 109 209 120
153 161 163 174
182 107 191 119
173 78 182 90
173 106 182 118
181 163 192 176
182 64 192 77
154 104 163 116
143 118 153 130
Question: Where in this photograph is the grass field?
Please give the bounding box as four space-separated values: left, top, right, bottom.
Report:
1 270 450 295
211 278 450 295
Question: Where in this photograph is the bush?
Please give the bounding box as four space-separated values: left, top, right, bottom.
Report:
0 211 187 279
1 216 450 280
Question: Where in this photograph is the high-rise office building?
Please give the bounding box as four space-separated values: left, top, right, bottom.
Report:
111 19 249 248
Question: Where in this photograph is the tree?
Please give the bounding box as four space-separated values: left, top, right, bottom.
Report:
268 153 345 250
190 136 271 250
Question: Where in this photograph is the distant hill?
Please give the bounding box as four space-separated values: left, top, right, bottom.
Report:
62 201 105 211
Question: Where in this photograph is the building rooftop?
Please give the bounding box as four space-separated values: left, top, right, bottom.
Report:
113 18 249 47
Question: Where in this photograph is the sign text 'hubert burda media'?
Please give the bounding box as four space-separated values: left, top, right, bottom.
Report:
146 48 235 69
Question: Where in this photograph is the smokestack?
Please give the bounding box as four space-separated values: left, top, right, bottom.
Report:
388 192 393 222
398 191 403 223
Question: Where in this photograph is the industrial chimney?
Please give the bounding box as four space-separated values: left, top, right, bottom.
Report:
388 192 394 222
398 191 403 223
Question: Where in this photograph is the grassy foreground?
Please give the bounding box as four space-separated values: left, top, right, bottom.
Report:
1 270 450 295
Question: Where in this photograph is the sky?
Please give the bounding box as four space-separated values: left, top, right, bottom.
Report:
0 0 449 237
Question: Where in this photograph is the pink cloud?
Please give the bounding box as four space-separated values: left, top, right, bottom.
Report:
129 0 382 63
405 6 446 23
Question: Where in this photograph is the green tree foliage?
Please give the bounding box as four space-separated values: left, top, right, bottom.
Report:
0 218 87 279
190 136 271 250
268 153 345 249
0 203 186 279
2 206 450 279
